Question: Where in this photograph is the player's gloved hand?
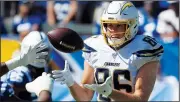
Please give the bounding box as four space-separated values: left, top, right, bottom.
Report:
84 76 112 97
52 60 74 87
25 72 54 97
5 41 48 70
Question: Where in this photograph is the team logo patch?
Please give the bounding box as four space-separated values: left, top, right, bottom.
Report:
120 2 133 15
112 53 118 59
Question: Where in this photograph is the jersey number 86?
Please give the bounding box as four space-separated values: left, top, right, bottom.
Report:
95 68 132 101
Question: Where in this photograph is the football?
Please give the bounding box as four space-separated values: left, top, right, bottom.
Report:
47 28 84 53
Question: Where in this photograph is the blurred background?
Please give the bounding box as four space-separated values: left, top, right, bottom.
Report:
0 0 179 101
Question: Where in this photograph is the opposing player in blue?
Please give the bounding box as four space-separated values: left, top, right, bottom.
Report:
52 1 163 101
0 31 51 101
0 40 47 77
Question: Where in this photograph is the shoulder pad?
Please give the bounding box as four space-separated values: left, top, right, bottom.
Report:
82 43 97 53
133 36 164 57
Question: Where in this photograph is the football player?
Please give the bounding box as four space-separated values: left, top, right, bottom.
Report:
0 72 54 101
52 1 163 101
0 40 47 77
25 72 54 101
0 31 54 101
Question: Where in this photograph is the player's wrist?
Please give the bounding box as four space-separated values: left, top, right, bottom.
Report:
35 85 53 97
67 79 75 87
38 89 51 97
38 90 52 101
39 90 51 95
5 56 22 70
66 72 75 87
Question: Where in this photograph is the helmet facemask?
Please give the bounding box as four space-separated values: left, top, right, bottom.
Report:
100 1 139 49
101 19 136 48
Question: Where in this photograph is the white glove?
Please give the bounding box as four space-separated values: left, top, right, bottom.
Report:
25 72 54 97
5 41 48 70
52 60 74 87
84 76 112 97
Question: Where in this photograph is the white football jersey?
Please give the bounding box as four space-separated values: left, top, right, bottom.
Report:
82 35 163 101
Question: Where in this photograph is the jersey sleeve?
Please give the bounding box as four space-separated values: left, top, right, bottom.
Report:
131 37 164 70
82 38 97 67
0 81 14 99
1 66 32 87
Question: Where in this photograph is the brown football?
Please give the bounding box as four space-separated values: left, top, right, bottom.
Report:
47 28 84 53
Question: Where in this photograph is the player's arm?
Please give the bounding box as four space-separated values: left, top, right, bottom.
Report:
0 41 48 77
52 61 95 101
61 0 78 26
109 61 159 101
0 62 9 76
68 61 95 101
38 90 52 101
52 38 95 101
47 1 56 26
26 72 53 102
108 37 163 101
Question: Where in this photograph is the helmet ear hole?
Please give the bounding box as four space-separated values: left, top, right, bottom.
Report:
103 23 107 28
103 23 108 31
127 25 130 28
